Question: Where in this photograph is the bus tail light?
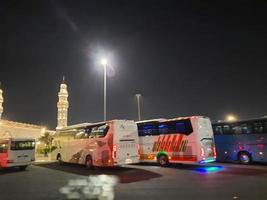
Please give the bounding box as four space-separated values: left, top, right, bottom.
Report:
137 144 140 159
201 148 205 157
212 147 217 157
112 145 117 159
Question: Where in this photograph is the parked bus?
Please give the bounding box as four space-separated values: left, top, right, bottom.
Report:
137 116 216 166
0 138 35 170
52 120 139 168
212 118 267 164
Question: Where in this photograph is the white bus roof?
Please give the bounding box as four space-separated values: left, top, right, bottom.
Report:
136 116 209 124
59 123 92 131
167 116 209 121
0 137 35 141
57 119 134 133
136 118 166 124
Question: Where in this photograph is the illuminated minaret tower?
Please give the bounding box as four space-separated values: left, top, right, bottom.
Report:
56 76 69 130
0 82 3 119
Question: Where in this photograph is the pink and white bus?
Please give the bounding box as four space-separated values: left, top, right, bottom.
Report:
0 138 35 170
52 120 139 168
137 116 216 166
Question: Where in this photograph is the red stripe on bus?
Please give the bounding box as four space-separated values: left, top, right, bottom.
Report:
168 135 177 152
158 135 166 151
153 136 161 152
163 135 171 151
174 135 183 152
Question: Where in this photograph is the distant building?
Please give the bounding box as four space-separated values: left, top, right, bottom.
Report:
0 77 69 140
0 81 55 140
0 120 49 140
56 76 69 130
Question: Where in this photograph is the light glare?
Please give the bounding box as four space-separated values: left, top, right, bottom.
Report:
225 114 237 122
101 59 107 66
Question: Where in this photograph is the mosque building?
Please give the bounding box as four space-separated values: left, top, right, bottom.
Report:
0 78 68 139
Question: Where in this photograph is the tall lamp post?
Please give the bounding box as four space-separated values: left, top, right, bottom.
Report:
101 59 107 121
136 94 142 121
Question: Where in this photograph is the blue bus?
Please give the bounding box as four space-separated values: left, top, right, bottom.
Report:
212 118 267 164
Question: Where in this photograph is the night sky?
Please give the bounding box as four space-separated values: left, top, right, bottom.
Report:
0 0 267 129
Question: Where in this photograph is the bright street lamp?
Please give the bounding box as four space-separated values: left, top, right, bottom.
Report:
135 94 142 121
225 114 237 122
101 58 107 121
101 59 107 66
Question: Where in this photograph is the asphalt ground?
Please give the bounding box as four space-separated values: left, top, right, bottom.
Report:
0 162 266 200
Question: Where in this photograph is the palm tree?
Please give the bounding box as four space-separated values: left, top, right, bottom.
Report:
38 132 53 153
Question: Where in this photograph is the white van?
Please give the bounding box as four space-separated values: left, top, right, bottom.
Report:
0 138 35 170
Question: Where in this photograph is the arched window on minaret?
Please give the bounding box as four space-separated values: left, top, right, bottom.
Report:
56 76 69 130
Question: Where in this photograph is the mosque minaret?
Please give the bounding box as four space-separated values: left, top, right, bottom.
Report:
56 76 69 130
0 82 3 119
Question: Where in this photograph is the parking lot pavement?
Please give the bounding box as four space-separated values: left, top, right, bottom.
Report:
0 162 266 200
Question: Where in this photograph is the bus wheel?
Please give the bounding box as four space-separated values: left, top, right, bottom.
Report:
57 154 63 165
158 155 169 167
238 152 252 164
19 165 28 170
85 155 94 169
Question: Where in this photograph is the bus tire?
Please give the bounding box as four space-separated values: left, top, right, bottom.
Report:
157 155 169 167
57 154 63 165
238 151 252 164
85 155 94 169
19 165 28 170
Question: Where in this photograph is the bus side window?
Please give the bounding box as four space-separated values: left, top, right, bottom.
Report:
90 125 109 138
141 124 159 136
241 123 252 134
222 124 232 134
158 123 168 135
264 121 267 133
85 127 92 138
75 130 85 139
176 120 193 135
97 125 109 138
137 125 144 136
214 125 223 135
90 127 98 138
232 124 242 134
253 122 264 134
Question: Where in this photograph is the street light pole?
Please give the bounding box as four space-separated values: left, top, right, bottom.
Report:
101 59 108 121
104 62 107 122
136 94 141 121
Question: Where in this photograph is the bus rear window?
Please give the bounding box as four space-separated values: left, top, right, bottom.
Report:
11 141 35 151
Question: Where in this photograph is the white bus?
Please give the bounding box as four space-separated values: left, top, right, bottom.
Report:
52 120 139 168
0 138 35 170
137 116 216 166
